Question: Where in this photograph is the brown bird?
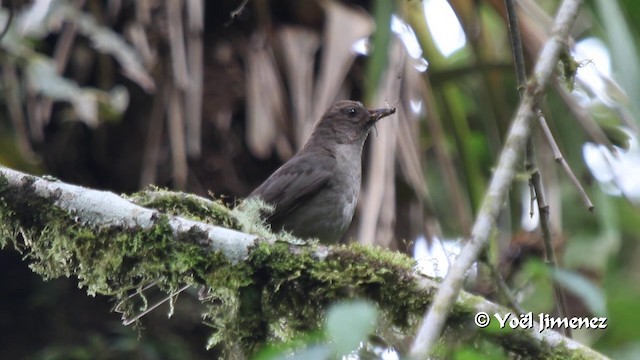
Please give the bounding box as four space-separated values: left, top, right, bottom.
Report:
120 100 395 325
249 100 396 243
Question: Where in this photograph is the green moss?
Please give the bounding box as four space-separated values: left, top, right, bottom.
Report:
232 241 432 354
0 179 592 358
126 187 236 228
559 49 579 91
0 179 251 353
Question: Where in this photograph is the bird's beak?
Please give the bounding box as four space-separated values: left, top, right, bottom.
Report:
368 107 396 123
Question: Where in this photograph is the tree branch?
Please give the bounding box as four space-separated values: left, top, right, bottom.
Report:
409 0 585 356
0 166 260 263
0 165 604 358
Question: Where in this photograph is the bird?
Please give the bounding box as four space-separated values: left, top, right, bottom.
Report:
119 100 395 325
248 100 396 243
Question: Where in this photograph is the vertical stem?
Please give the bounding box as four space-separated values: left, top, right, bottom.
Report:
505 0 572 336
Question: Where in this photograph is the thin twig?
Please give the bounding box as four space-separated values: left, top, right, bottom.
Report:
529 181 536 217
526 140 572 337
504 0 527 94
409 0 584 356
537 111 595 211
528 162 572 337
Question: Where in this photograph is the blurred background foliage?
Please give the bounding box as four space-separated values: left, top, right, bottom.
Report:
1 0 639 358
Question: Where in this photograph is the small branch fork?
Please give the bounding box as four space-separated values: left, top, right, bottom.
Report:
537 110 594 211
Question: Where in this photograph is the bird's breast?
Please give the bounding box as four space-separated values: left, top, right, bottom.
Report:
331 143 363 220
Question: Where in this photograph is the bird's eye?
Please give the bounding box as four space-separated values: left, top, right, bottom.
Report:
346 107 357 118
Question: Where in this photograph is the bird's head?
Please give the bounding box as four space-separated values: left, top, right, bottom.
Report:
310 100 396 145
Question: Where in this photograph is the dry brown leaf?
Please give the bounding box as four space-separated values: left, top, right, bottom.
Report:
245 34 287 159
135 0 152 25
140 79 168 187
126 23 156 68
166 0 189 90
168 82 188 190
186 0 204 32
185 0 204 157
313 1 374 129
397 55 432 204
278 26 320 148
358 40 403 247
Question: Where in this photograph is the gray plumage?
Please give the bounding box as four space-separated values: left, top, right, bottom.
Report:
248 100 396 243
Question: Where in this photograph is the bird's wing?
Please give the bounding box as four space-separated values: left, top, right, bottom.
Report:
249 151 336 223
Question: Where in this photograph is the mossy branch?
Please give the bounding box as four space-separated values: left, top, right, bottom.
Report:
0 166 604 358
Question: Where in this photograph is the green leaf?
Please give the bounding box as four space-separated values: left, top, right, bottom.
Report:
551 268 607 316
325 299 378 356
517 260 554 313
595 0 640 121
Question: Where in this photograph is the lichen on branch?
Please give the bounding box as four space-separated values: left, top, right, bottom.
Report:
0 166 606 358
